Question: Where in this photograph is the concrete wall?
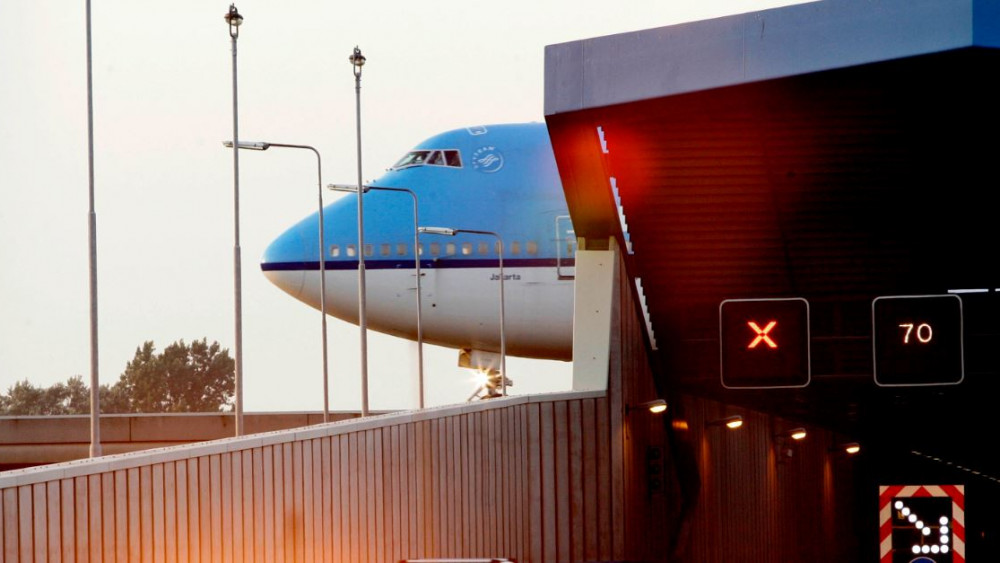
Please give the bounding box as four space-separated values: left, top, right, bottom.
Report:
0 412 366 470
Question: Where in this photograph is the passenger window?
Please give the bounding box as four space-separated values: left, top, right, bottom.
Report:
429 242 441 256
364 244 374 257
329 244 340 257
445 243 456 256
397 243 407 256
417 244 424 256
445 150 462 167
526 241 538 255
477 242 489 255
495 241 503 255
511 241 521 255
461 243 473 256
346 245 357 257
380 244 390 257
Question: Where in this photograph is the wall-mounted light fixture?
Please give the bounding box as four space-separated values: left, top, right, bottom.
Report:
831 441 861 455
774 427 807 460
627 399 667 414
707 415 744 430
777 427 807 441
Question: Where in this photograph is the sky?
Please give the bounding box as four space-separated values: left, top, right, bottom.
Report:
0 0 805 412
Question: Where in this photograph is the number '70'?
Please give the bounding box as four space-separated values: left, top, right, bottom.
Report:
899 322 933 344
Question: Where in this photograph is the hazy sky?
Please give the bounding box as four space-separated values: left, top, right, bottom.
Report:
0 0 804 412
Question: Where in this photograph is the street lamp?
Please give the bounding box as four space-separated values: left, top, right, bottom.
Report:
349 46 370 416
330 183 425 408
225 140 331 423
418 227 507 396
85 0 101 457
225 3 245 436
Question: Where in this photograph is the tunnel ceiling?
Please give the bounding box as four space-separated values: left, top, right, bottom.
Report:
546 46 1000 474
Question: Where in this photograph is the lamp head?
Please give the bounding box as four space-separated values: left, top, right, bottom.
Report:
707 415 744 429
223 141 269 150
327 183 371 194
225 4 243 37
349 46 366 77
627 398 667 415
419 227 457 237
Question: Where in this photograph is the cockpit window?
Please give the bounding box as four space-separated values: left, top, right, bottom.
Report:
392 149 462 169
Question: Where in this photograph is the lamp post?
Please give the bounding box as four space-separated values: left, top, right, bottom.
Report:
224 141 331 423
418 227 507 396
225 3 245 436
330 184 425 408
349 46 370 416
85 0 101 457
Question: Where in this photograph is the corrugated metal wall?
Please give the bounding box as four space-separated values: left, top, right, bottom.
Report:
0 391 626 562
671 394 861 563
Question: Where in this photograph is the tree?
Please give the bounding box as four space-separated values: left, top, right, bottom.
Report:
0 376 91 415
0 339 235 415
115 339 235 412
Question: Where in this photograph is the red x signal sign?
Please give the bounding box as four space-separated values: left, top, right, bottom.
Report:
720 298 810 389
747 320 778 349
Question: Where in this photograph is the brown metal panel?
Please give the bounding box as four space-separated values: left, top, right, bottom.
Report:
527 402 543 562
371 429 384 563
197 459 211 562
418 420 432 557
302 440 314 563
143 468 156 561
262 446 275 562
175 460 189 563
541 402 558 563
553 401 571 561
17 486 31 563
253 447 265 563
140 467 153 562
569 400 585 561
320 437 333 563
595 396 612 560
483 409 496 557
438 416 449 557
151 464 164 563
30 483 45 561
230 450 244 563
220 453 233 563
59 479 74 562
163 464 177 563
517 405 541 560
581 398 598 560
335 435 348 563
348 431 359 562
463 414 472 556
403 424 416 559
362 430 374 563
281 443 294 563
340 434 352 563
45 481 59 562
291 442 304 563
0 489 12 560
273 445 287 563
388 426 400 563
242 449 256 563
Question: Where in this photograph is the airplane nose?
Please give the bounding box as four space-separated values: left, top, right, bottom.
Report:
260 219 311 300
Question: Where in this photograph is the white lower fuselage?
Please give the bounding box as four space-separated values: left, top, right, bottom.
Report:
264 263 574 361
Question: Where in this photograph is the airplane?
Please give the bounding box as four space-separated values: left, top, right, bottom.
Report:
260 123 576 378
